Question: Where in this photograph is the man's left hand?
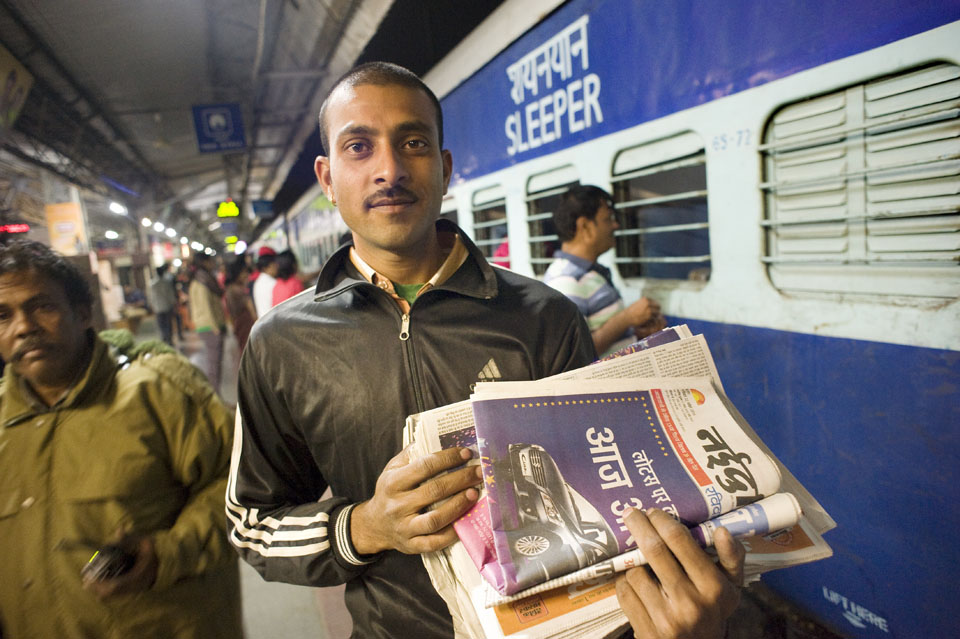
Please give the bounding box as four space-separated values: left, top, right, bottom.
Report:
615 508 744 639
82 535 159 599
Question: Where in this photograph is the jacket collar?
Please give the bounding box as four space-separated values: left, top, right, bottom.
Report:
313 219 499 303
0 333 114 428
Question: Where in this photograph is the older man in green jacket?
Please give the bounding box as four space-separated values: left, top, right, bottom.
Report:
0 239 241 638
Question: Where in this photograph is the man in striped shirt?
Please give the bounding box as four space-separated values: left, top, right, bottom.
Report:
543 185 666 355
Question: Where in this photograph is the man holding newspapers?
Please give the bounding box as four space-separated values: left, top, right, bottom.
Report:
226 61 744 639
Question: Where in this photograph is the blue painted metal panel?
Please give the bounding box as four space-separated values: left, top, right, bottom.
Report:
676 318 960 638
441 0 960 184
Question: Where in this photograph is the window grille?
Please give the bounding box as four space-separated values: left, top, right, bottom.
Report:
526 165 578 275
440 194 458 226
471 185 508 266
610 132 710 280
761 63 960 298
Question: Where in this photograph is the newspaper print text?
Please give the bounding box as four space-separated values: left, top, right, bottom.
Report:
585 427 633 490
697 425 761 506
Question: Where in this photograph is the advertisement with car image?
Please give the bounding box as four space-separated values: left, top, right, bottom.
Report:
474 379 782 595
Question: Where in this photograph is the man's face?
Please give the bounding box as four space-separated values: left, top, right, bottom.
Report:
588 202 620 254
314 83 453 260
0 269 91 390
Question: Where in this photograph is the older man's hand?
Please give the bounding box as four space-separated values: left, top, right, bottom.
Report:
82 535 158 599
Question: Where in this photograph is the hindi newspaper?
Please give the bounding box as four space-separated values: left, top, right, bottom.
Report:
404 326 834 638
470 376 782 596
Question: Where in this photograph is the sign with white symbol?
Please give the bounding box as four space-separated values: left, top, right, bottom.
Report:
192 103 246 153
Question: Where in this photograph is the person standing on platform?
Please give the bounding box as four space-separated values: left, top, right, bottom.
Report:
188 253 226 394
226 61 743 639
543 184 667 356
0 239 241 639
251 247 278 316
150 262 177 346
270 249 305 306
174 265 190 338
223 257 257 354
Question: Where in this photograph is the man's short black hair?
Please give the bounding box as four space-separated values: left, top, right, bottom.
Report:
0 239 94 309
225 256 249 286
318 61 444 155
275 250 299 280
553 185 615 242
193 252 214 268
256 252 276 271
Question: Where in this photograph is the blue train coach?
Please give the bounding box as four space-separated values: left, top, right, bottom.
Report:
429 1 960 637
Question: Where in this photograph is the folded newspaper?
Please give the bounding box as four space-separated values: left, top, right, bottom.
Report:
404 326 835 639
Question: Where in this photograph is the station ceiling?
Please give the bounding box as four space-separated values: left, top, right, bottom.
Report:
0 0 505 248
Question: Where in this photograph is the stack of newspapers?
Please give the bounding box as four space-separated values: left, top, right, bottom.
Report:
404 326 835 639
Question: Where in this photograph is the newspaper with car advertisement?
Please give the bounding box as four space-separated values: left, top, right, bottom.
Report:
404 326 834 638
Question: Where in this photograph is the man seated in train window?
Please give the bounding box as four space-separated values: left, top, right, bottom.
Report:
0 239 241 638
543 184 667 355
226 61 744 639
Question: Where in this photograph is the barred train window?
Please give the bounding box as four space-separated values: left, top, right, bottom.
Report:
471 185 508 267
440 193 458 226
610 132 710 281
527 165 578 276
761 63 960 298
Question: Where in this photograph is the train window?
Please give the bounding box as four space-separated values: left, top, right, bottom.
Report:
610 132 710 281
471 185 508 267
526 165 579 275
440 193 458 226
761 63 960 298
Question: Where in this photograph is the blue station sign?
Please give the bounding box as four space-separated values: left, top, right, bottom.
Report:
192 103 246 153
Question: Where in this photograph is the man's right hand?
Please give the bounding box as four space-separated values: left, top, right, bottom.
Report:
350 446 483 556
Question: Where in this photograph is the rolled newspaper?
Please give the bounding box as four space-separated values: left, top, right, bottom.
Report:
484 492 802 608
690 492 801 547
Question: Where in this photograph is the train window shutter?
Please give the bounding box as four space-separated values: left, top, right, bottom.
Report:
471 184 508 263
610 131 710 281
761 63 960 298
525 165 579 275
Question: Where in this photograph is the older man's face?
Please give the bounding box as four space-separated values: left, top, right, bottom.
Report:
0 269 91 393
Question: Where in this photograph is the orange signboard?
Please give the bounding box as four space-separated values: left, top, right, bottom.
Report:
45 202 89 256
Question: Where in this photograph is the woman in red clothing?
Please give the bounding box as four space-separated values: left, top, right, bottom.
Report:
271 249 305 306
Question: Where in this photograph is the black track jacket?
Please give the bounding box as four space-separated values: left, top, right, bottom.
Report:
227 221 596 638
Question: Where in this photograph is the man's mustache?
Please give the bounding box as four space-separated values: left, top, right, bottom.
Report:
12 338 49 361
364 186 418 208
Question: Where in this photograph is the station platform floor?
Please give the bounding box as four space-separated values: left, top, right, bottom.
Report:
127 315 843 639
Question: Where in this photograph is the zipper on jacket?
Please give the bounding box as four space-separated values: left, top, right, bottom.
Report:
394 307 425 412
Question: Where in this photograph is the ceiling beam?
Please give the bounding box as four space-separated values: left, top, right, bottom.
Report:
152 175 227 212
0 2 157 174
260 69 329 80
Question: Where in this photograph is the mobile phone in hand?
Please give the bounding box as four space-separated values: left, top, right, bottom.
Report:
81 544 136 582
